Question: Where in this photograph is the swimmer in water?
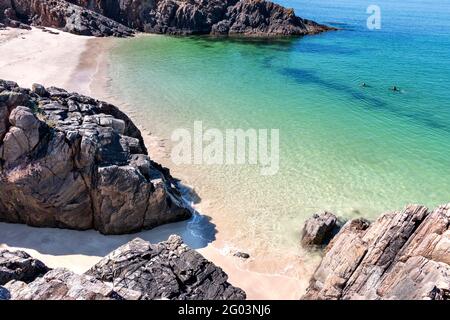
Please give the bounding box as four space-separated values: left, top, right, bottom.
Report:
391 86 400 92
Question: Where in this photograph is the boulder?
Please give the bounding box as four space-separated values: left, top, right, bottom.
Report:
86 236 246 300
0 249 49 285
0 80 191 234
303 204 450 300
301 211 341 247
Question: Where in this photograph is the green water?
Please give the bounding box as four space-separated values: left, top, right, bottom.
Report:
106 0 450 251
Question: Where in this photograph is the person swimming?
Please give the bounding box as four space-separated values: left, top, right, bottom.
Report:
361 82 369 87
391 86 400 92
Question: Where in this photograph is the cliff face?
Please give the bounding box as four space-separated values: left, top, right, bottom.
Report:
1 236 246 300
0 80 191 234
303 204 450 300
0 0 332 36
0 0 134 36
68 0 331 36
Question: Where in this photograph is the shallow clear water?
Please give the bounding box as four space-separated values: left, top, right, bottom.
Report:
106 0 450 252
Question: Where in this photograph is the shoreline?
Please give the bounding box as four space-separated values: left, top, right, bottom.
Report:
0 27 316 299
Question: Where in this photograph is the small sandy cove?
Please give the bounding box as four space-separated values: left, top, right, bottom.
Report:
0 27 310 299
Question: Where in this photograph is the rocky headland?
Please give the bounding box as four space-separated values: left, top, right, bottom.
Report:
0 80 191 234
0 235 246 300
0 0 333 37
302 204 450 300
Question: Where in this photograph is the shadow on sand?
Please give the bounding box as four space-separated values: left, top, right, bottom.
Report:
0 182 217 257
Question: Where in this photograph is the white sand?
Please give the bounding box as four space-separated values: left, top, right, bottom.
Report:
0 27 311 299
0 27 92 93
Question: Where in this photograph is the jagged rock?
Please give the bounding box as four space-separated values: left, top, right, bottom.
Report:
0 80 191 234
0 250 49 285
301 211 341 247
86 236 246 300
0 0 134 37
0 237 246 300
303 204 450 300
4 268 140 300
1 0 332 37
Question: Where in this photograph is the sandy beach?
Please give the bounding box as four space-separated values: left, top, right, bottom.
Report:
0 27 314 299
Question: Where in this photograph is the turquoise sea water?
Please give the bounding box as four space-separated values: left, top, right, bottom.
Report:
106 0 450 251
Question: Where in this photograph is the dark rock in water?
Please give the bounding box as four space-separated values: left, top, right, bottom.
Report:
86 236 246 300
0 250 49 285
4 268 140 300
301 211 341 247
0 0 333 37
303 204 450 300
0 80 191 234
233 251 250 259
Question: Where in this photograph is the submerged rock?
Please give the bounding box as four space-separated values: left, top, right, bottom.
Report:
0 80 191 234
1 0 333 37
234 251 250 259
86 236 246 300
0 250 49 285
303 204 450 300
301 211 341 247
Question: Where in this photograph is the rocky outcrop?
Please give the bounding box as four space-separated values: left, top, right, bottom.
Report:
0 80 191 234
0 0 332 37
303 204 450 300
86 236 246 300
0 250 49 285
301 211 341 248
69 0 332 36
3 268 138 300
1 237 246 300
0 0 134 36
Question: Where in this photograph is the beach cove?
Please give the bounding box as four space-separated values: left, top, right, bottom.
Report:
1 0 450 300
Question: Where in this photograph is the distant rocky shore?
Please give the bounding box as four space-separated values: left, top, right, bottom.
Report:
0 79 191 234
301 204 450 300
0 0 333 37
0 236 246 300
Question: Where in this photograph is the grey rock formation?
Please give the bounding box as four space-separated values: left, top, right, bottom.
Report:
301 211 341 247
0 250 49 285
0 0 134 37
1 0 332 37
86 236 246 300
1 237 246 300
0 80 191 234
4 268 140 300
303 204 450 300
